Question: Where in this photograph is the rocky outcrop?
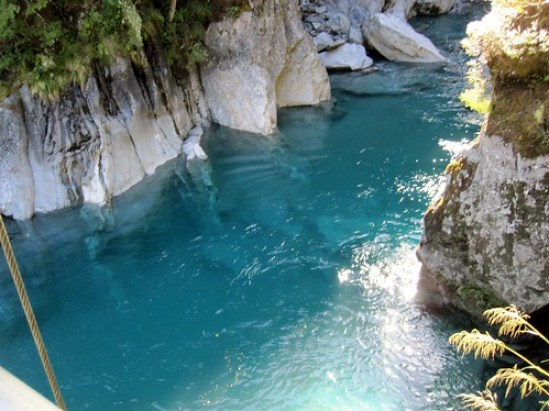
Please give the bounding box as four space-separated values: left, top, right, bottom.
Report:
299 0 447 64
319 43 373 70
418 135 549 313
362 12 446 63
417 0 549 314
0 1 332 219
201 0 330 135
0 47 200 220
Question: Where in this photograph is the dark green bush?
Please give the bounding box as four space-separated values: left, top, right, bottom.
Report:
0 0 249 100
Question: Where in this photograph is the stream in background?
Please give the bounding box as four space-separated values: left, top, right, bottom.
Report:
0 6 489 410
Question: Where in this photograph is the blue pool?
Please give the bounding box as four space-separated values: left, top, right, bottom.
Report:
0 7 488 410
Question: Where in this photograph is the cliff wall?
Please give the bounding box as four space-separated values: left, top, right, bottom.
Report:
0 0 330 219
201 0 331 134
417 1 549 313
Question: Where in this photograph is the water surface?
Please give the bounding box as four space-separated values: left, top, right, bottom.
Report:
0 8 486 410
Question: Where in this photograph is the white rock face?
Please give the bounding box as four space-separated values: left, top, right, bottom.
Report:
201 0 330 134
183 127 207 161
363 12 446 63
202 63 276 134
277 36 331 107
418 135 549 313
0 97 35 219
319 43 374 70
0 48 198 220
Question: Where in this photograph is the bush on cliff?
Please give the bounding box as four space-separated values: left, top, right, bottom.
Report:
0 0 248 100
460 0 549 156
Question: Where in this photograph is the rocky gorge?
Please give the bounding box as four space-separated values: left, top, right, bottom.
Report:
0 0 548 320
0 0 456 221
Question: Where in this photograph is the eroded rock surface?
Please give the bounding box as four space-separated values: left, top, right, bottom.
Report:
418 135 549 313
0 48 197 220
201 1 330 134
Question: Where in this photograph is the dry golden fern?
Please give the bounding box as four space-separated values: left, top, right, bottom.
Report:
449 329 506 360
487 366 549 398
460 390 500 411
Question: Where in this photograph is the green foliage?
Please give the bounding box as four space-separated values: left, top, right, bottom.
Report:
226 6 243 19
462 0 549 82
455 282 506 310
0 0 144 100
460 61 491 114
0 0 249 100
157 0 212 75
450 306 549 410
460 0 549 156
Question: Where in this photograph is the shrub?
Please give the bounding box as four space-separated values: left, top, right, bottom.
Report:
450 306 549 410
0 0 250 100
460 0 549 156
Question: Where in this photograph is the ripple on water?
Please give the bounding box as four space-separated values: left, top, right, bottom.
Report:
0 6 489 411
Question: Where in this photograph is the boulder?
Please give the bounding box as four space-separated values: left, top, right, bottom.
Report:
202 63 277 134
201 1 330 134
327 12 352 34
277 36 331 107
414 0 456 15
349 25 364 44
363 13 446 63
319 43 374 70
313 32 336 51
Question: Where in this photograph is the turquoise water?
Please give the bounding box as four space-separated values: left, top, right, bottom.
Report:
1 9 487 411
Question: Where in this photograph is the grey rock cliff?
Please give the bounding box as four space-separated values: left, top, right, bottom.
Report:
0 47 198 220
417 135 549 313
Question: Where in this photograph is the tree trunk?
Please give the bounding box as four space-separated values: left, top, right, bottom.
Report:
168 0 177 23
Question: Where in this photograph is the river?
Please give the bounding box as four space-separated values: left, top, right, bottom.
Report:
0 5 489 410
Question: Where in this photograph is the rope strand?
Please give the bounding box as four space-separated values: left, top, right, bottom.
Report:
0 214 67 410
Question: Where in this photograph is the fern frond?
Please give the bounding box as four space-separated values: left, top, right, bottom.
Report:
484 306 530 338
483 306 549 345
487 366 549 398
449 329 506 359
460 390 500 411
